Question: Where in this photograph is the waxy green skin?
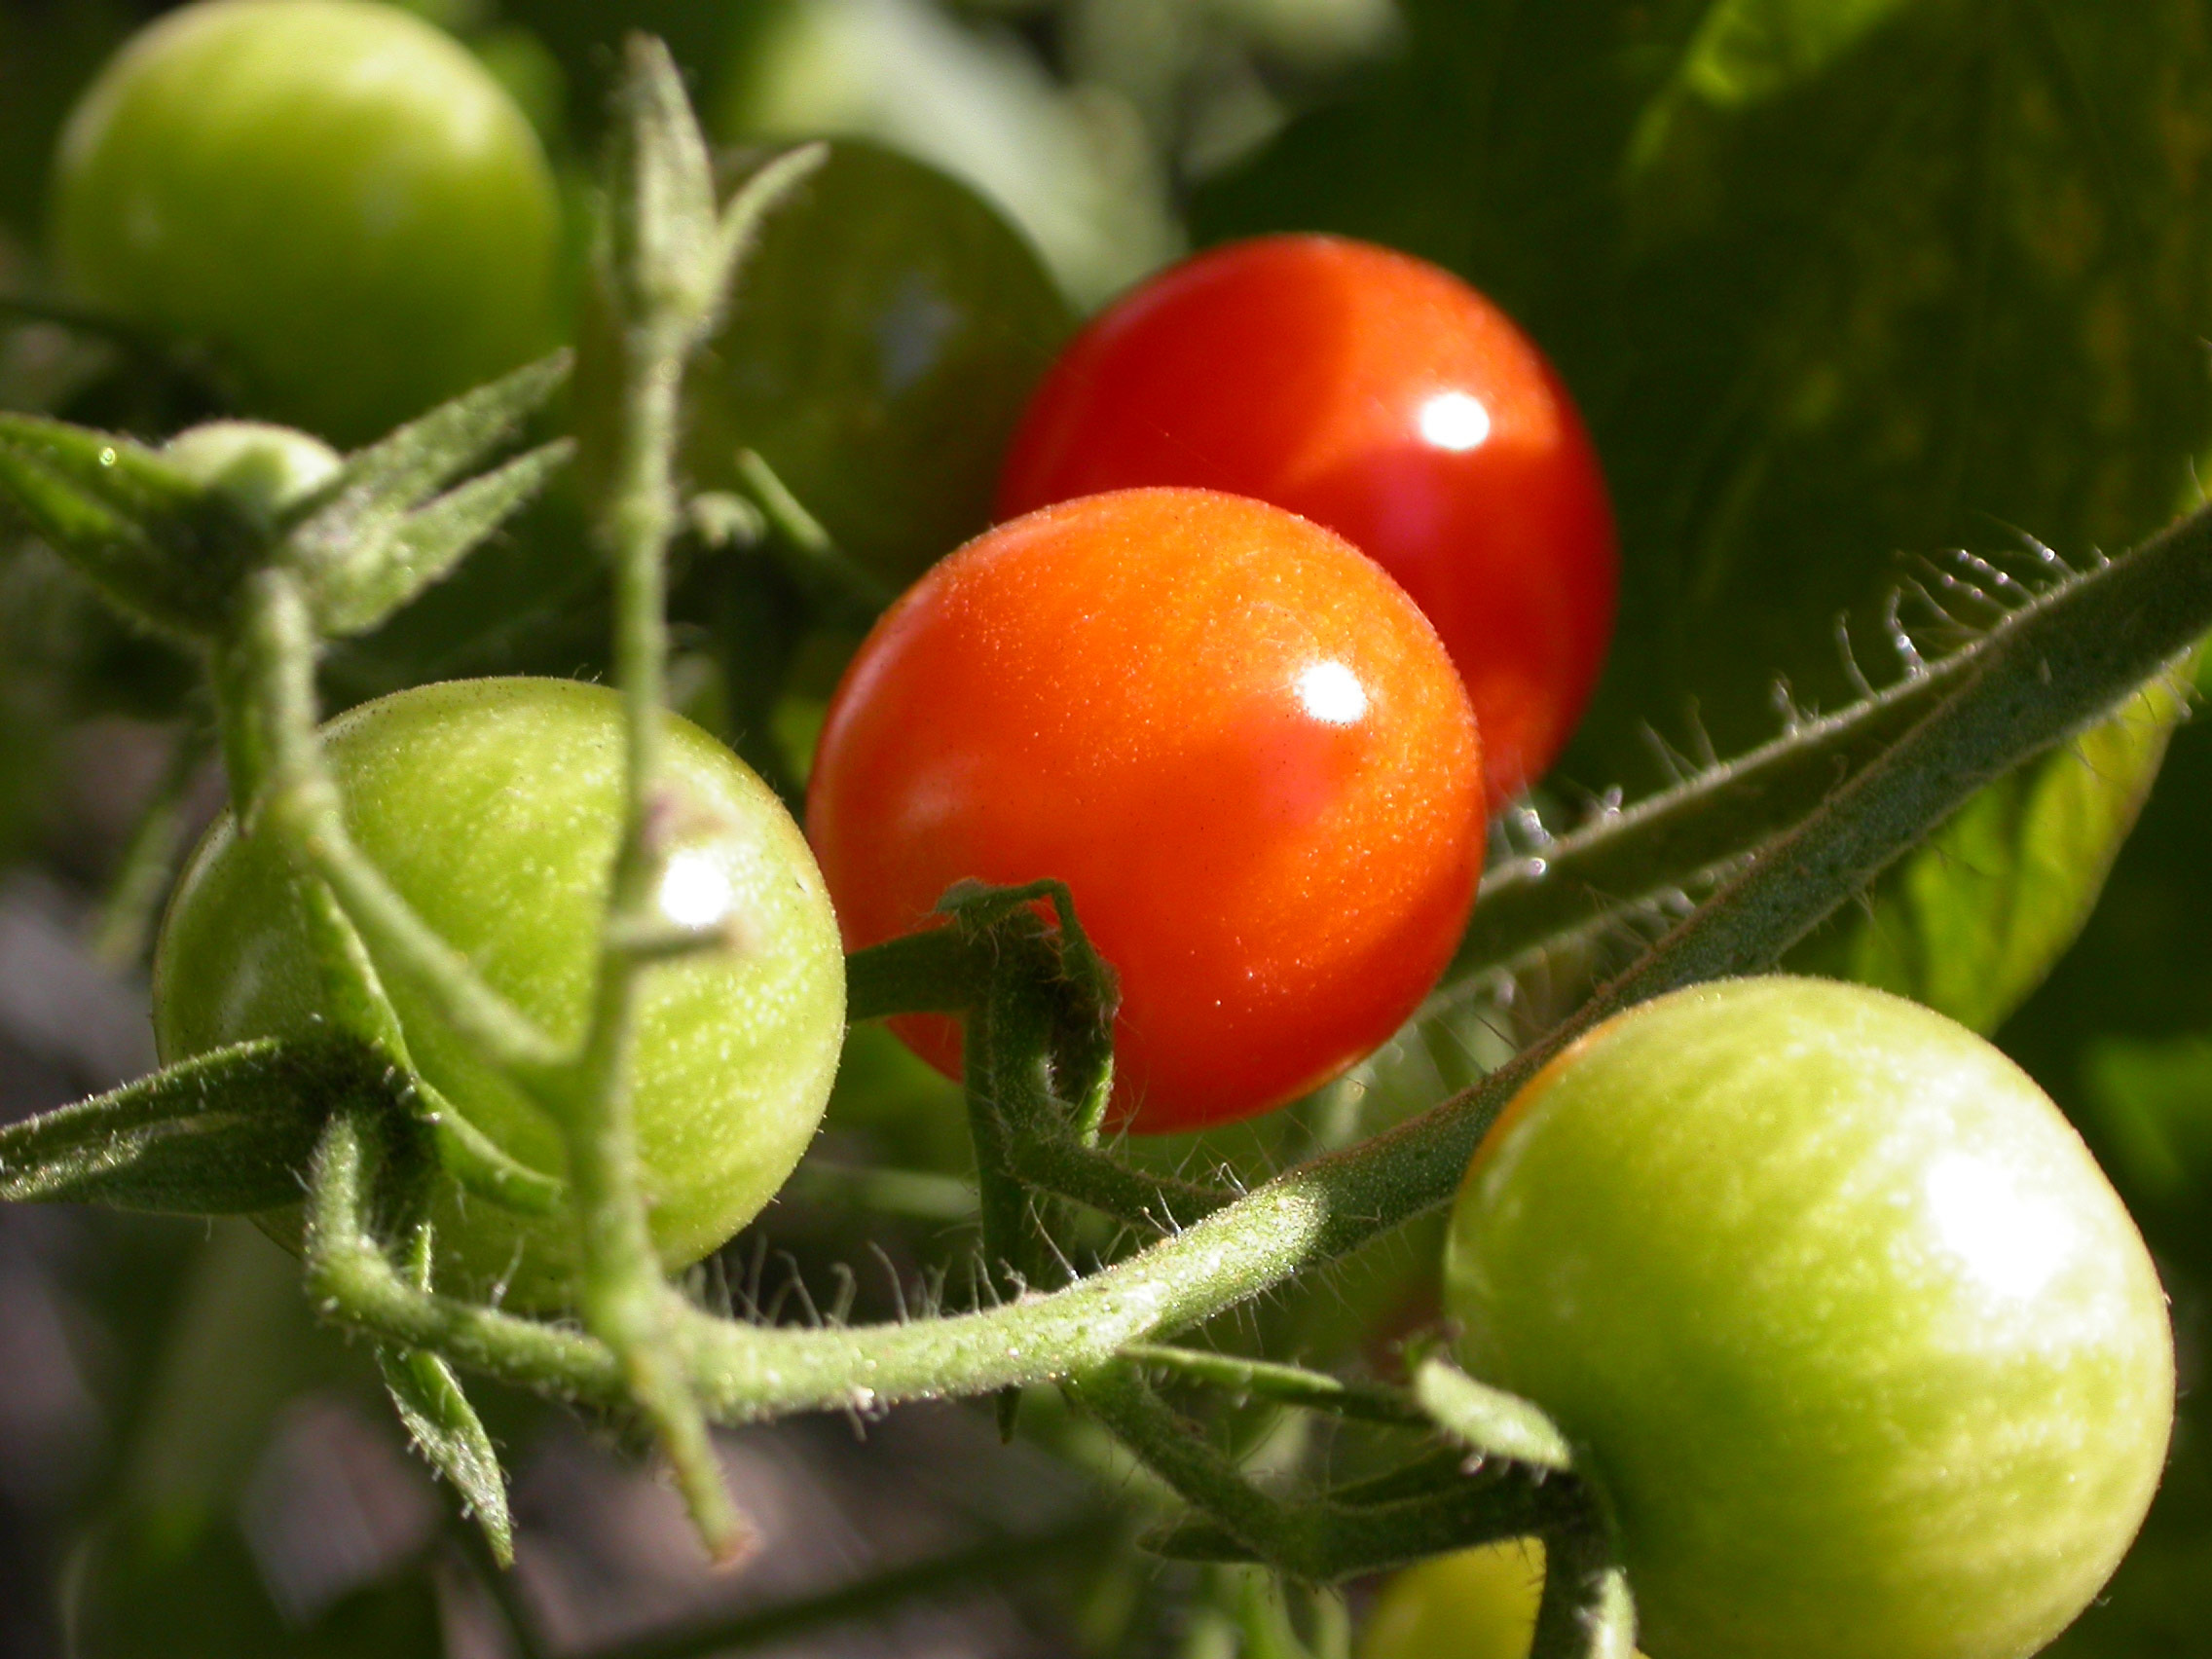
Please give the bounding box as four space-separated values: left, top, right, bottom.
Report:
1446 977 2173 1659
54 0 561 447
153 678 846 1307
684 140 1073 587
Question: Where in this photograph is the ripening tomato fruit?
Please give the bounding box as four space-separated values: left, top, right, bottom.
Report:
806 487 1483 1132
53 0 561 446
997 235 1616 809
1445 977 2174 1659
153 678 846 1308
1360 1540 1652 1659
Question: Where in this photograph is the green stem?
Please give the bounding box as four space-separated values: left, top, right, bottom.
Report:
1529 1518 1637 1659
295 490 2212 1453
1120 1346 1426 1426
1075 1363 1322 1575
222 571 564 1074
568 284 742 1554
90 719 210 971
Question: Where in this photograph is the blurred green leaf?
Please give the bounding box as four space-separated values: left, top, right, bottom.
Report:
2077 1029 2212 1275
1791 664 2192 1032
69 1513 442 1659
718 0 1182 305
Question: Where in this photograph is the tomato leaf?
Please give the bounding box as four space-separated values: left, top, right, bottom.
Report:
0 412 226 637
1790 664 2192 1032
375 1343 514 1568
0 1034 406 1213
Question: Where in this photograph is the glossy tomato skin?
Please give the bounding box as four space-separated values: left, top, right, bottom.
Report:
997 236 1615 810
154 678 845 1308
1445 977 2174 1659
806 487 1482 1133
54 0 560 446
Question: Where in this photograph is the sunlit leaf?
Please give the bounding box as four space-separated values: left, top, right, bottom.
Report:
1791 664 2191 1032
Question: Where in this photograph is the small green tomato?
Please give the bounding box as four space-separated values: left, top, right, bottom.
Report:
53 0 561 445
1360 1540 1652 1659
1445 976 2173 1659
153 677 846 1307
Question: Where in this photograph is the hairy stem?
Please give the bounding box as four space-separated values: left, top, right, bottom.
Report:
297 484 2212 1446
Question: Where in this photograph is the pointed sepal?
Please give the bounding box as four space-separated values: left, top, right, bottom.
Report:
0 1034 406 1213
279 354 572 634
0 413 229 638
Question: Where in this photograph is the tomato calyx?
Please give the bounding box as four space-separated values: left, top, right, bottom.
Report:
850 878 1130 1318
0 355 571 646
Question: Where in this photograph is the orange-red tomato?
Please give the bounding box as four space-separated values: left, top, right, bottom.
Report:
997 235 1615 809
806 487 1482 1132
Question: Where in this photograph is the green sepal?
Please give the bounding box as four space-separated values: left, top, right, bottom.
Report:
378 1343 514 1567
371 1219 516 1567
1413 1358 1577 1475
0 413 236 640
278 354 573 636
0 1034 404 1213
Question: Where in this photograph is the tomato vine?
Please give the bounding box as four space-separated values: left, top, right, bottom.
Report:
1 28 2206 1659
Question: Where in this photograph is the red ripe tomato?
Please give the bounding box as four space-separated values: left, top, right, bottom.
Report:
807 487 1483 1133
996 235 1615 810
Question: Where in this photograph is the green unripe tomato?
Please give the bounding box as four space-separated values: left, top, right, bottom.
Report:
687 140 1072 587
1359 1542 1545 1659
1445 977 2173 1659
54 0 561 446
153 677 846 1307
1360 1541 1653 1659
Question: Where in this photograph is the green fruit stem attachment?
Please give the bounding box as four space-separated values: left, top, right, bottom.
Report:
282 478 2212 1419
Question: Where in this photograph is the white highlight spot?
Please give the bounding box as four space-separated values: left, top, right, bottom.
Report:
1922 1153 2075 1303
1418 390 1492 452
1296 661 1369 725
658 853 735 931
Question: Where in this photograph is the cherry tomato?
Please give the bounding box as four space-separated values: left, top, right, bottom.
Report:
997 235 1616 810
683 140 1073 589
1360 1540 1651 1659
153 677 846 1307
53 0 561 446
806 486 1482 1133
1445 976 2174 1659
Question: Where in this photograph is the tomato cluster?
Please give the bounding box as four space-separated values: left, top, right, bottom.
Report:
28 7 2181 1656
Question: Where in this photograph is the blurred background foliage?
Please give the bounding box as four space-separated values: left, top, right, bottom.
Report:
6 0 2212 1654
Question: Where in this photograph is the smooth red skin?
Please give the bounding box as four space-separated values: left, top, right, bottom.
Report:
807 487 1483 1133
997 235 1616 809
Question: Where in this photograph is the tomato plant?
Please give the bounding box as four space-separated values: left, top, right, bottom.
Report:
152 676 846 1307
52 0 561 446
995 234 1616 810
682 139 1072 588
1445 976 2175 1659
806 486 1482 1132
